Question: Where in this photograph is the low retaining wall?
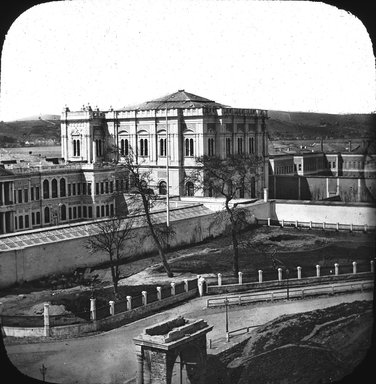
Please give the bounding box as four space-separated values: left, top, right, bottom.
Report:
1 289 198 339
207 272 374 295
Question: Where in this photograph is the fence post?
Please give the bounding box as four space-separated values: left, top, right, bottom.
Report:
336 222 339 231
184 279 189 292
352 262 357 274
295 220 298 228
334 263 339 276
198 277 205 297
157 286 162 300
278 268 283 281
109 301 115 316
309 221 312 229
364 224 368 233
90 298 96 321
267 218 271 227
281 219 284 228
126 295 132 311
322 222 326 230
238 272 243 285
264 187 268 202
316 264 320 277
258 270 263 283
350 223 353 232
43 303 50 337
218 273 222 286
170 283 176 296
142 291 147 306
371 260 374 273
297 266 302 279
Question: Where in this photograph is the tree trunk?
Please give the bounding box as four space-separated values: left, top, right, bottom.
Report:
231 227 239 276
141 194 173 278
225 199 239 277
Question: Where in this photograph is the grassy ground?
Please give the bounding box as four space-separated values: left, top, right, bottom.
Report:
0 226 374 318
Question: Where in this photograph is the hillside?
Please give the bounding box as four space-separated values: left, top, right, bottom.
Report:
0 116 60 146
267 110 376 140
1 111 374 147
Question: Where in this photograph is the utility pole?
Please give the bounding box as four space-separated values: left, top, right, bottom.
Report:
165 107 170 227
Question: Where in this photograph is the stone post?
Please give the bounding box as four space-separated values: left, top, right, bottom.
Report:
170 282 176 296
90 298 96 321
295 220 298 228
278 268 282 281
364 224 368 233
316 264 320 277
322 222 326 230
238 272 243 285
183 279 189 292
336 222 339 231
334 263 339 276
297 266 302 279
352 262 357 274
258 270 263 283
218 273 222 286
350 223 353 232
156 286 162 301
198 277 205 297
126 295 132 311
142 291 147 306
309 221 312 229
267 218 271 227
263 187 268 202
109 301 115 316
371 260 374 273
281 219 284 228
43 303 50 337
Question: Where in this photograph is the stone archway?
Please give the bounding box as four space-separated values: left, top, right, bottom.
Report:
133 317 213 384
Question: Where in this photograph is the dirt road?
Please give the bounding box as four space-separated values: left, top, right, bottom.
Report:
4 290 373 384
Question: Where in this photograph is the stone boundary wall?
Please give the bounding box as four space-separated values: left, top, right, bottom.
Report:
2 289 197 338
272 200 376 226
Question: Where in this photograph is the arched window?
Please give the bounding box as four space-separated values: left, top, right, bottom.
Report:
249 137 255 154
96 139 102 157
73 140 80 156
60 178 66 197
44 207 50 223
226 138 232 156
43 180 49 199
140 138 148 156
60 204 67 221
159 181 167 195
185 182 194 197
120 139 129 156
238 138 243 154
160 138 166 156
51 179 58 198
185 138 194 156
208 138 215 156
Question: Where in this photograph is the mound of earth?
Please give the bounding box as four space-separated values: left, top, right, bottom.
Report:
225 300 373 384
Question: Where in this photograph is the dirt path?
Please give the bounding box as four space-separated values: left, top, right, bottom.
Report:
4 291 373 384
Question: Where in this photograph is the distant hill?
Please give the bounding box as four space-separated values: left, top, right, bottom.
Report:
0 117 61 146
267 110 376 140
1 111 374 147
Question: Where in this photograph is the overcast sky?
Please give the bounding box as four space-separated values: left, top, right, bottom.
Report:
0 0 375 121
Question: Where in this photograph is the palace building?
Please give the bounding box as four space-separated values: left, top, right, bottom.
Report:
0 90 269 235
61 90 269 197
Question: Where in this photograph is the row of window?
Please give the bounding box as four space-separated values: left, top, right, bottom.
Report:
72 139 104 158
14 202 114 231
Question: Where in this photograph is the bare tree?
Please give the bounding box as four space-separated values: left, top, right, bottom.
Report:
188 154 263 276
85 214 135 299
114 149 174 277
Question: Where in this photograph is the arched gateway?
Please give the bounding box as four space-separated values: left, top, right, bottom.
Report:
133 317 213 384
